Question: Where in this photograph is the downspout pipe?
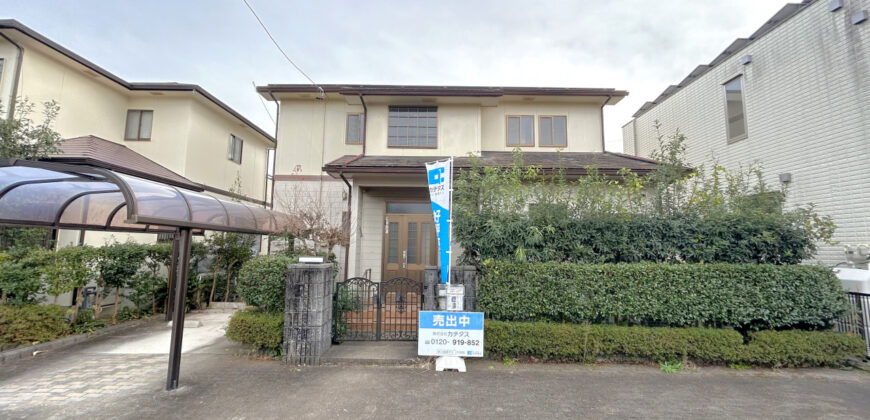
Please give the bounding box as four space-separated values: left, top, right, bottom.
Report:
340 172 352 280
341 94 366 279
266 89 280 254
0 32 23 119
599 94 613 152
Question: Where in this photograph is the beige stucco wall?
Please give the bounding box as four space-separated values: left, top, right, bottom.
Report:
274 98 606 177
622 0 870 265
480 101 603 152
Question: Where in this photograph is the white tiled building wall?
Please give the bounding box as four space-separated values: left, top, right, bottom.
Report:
623 0 870 265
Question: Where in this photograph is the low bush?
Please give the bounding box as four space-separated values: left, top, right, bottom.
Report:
225 309 283 355
0 304 70 349
236 255 295 312
479 261 849 331
484 320 866 367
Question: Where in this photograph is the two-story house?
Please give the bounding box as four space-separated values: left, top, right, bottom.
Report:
622 0 870 266
0 20 275 250
259 84 659 282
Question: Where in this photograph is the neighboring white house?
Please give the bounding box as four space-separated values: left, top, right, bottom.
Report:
259 83 660 282
622 0 870 266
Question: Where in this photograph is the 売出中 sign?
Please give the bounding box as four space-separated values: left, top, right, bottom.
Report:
418 311 484 357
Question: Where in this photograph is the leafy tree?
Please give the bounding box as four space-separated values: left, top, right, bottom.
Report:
41 246 98 323
96 242 148 324
0 252 42 304
0 98 63 160
206 233 256 303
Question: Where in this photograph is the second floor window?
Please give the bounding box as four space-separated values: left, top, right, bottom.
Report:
388 106 437 148
724 75 748 142
539 116 567 147
228 134 243 164
125 110 153 141
346 113 364 144
506 115 534 146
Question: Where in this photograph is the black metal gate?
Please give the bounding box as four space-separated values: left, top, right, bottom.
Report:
333 276 423 341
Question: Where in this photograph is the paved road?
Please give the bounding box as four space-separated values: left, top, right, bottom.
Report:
2 313 869 419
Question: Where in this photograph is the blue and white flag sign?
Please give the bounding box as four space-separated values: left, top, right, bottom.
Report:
425 157 453 284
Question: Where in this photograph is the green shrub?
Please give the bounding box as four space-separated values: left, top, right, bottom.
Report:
0 257 42 305
0 304 70 349
225 309 283 354
236 255 294 312
484 320 865 367
479 261 849 331
457 212 820 265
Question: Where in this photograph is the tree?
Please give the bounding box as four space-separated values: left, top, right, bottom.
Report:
96 242 148 324
0 98 63 160
206 232 255 303
0 98 65 253
41 246 98 323
272 183 350 256
0 252 42 304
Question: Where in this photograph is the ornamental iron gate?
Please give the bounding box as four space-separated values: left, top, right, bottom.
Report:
333 276 424 341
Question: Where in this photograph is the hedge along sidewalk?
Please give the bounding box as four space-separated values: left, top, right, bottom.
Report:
485 321 867 368
0 318 152 363
479 261 849 331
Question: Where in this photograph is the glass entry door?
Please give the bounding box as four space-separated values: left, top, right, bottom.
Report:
382 202 437 283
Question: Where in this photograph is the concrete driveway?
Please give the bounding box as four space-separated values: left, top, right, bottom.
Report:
1 312 869 419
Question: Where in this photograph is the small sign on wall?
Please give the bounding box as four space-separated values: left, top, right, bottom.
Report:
418 311 484 357
445 285 464 311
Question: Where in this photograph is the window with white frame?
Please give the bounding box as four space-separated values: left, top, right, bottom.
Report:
506 115 534 146
539 116 567 147
724 76 748 141
388 106 437 148
124 110 153 141
346 113 363 144
228 134 243 164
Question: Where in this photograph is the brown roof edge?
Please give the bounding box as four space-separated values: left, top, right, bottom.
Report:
603 151 660 164
0 19 275 144
257 84 628 98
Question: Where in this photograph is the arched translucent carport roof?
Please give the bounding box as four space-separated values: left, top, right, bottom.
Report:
0 159 292 391
0 160 288 234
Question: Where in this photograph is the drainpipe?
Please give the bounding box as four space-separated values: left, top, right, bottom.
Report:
266 90 280 254
340 94 367 279
0 32 23 119
599 94 613 152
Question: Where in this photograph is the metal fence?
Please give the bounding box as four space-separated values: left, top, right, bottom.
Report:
834 292 870 358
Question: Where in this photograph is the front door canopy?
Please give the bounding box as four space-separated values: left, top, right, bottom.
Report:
0 160 288 235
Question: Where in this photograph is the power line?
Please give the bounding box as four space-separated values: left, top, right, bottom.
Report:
242 0 322 95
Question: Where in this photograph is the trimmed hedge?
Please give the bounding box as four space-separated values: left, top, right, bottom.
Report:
225 309 283 354
0 304 70 350
479 261 849 331
456 212 818 265
237 255 295 313
485 320 866 367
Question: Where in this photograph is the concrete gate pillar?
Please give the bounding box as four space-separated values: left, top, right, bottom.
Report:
283 263 333 365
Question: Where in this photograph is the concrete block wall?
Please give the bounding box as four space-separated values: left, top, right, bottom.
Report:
283 263 334 365
623 0 870 265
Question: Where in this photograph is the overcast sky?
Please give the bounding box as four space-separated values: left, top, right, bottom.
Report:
4 0 786 152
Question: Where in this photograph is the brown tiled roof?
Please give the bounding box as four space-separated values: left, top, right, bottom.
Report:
324 151 659 175
46 136 203 190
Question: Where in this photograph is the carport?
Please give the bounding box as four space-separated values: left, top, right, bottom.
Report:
0 159 289 390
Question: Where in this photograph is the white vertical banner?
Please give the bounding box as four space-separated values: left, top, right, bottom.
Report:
425 157 453 284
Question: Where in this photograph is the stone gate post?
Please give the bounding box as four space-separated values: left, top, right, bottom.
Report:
283 263 333 365
450 266 478 311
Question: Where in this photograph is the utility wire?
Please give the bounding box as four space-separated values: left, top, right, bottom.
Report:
252 81 276 126
242 0 322 94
